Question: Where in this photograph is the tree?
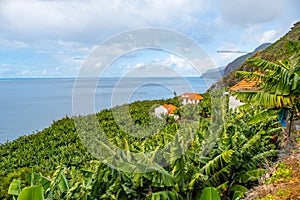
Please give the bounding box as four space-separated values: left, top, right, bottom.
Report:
233 56 300 135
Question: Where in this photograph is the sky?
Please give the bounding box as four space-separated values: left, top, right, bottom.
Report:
0 0 299 78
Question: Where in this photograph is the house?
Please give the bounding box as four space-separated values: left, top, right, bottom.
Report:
180 92 204 105
154 104 177 118
228 79 259 110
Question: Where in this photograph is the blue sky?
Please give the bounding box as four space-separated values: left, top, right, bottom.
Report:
0 0 299 78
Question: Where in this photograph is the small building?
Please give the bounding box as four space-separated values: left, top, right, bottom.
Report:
154 104 177 118
180 92 204 105
229 79 259 110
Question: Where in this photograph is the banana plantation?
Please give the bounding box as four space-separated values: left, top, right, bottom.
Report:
1 56 299 200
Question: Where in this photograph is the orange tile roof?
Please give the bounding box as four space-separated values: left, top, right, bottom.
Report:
229 79 259 92
230 71 263 92
162 104 177 114
181 92 204 100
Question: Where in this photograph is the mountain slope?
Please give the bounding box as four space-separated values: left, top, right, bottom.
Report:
201 66 225 79
209 21 300 91
223 43 271 75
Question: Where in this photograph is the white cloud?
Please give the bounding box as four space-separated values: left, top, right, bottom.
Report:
258 30 278 43
220 0 283 25
0 0 299 78
0 38 28 48
217 42 239 52
17 70 30 76
136 62 145 68
95 62 102 68
0 65 11 73
242 26 280 44
0 0 298 46
160 54 192 70
0 0 209 43
126 64 184 77
52 40 93 53
128 54 209 76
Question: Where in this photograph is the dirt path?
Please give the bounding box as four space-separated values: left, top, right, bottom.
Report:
244 132 300 199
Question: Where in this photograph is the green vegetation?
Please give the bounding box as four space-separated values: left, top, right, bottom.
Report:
255 194 275 200
211 21 300 90
0 93 282 199
253 189 291 200
0 98 179 199
265 162 292 184
2 21 299 200
276 189 291 197
233 54 300 135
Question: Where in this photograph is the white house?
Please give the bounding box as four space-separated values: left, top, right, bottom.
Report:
154 105 168 118
229 79 259 110
180 92 204 105
154 104 177 118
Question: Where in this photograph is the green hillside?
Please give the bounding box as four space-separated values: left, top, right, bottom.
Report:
0 93 282 199
0 98 180 199
210 21 300 90
1 22 299 199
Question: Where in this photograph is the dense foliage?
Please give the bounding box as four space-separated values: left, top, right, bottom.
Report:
233 44 300 137
2 20 299 200
0 93 283 199
0 98 178 199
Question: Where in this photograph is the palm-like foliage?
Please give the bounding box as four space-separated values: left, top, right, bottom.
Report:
233 53 300 135
3 93 283 200
233 58 300 108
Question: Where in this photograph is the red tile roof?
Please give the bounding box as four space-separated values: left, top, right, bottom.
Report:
180 93 204 100
230 71 263 92
229 79 259 92
162 104 177 114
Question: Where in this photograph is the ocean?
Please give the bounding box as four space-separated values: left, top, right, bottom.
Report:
0 77 216 143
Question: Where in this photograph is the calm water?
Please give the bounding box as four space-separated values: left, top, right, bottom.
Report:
0 77 216 143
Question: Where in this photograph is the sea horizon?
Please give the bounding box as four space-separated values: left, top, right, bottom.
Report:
0 76 215 79
0 77 217 144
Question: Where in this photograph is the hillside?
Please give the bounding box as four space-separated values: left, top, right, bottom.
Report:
0 98 181 199
0 94 282 199
223 43 271 76
1 21 299 200
201 66 225 79
244 131 300 199
210 21 300 90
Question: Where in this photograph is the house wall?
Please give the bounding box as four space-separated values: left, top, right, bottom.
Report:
182 98 200 105
154 106 168 118
229 95 245 110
